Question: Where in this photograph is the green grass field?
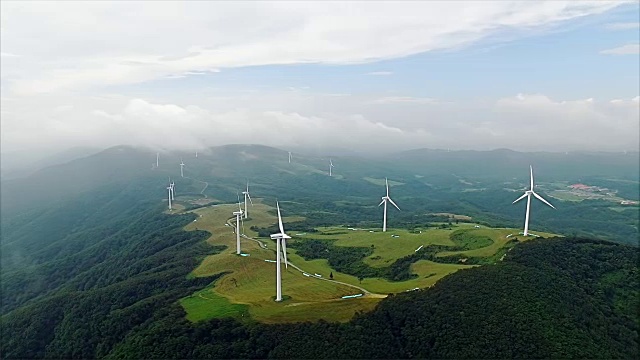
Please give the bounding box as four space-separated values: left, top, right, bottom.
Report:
177 199 559 324
363 177 405 186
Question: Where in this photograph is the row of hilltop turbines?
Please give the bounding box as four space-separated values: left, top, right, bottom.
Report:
157 151 555 302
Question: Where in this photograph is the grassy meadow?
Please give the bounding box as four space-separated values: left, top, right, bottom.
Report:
177 197 558 323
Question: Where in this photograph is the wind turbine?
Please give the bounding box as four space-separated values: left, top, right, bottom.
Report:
166 183 172 210
512 165 555 236
233 193 244 255
195 151 198 158
168 177 175 200
180 158 185 178
156 152 159 167
242 181 253 219
288 151 292 164
270 201 291 302
379 178 400 232
329 158 334 177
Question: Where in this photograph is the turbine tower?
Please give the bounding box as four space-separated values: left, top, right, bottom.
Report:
270 202 291 302
166 183 172 210
329 158 334 177
378 178 400 232
242 181 253 219
288 151 292 164
180 158 185 178
512 165 556 236
168 177 175 200
156 152 159 167
233 194 244 255
195 151 198 158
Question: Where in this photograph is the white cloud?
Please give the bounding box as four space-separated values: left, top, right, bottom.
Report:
2 92 637 153
605 22 640 30
0 1 628 94
493 94 639 151
367 71 393 76
600 43 640 55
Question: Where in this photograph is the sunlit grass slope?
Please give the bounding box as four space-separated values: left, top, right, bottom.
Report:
179 199 558 323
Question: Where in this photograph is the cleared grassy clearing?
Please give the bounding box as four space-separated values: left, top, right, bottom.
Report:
437 228 557 258
180 287 249 322
363 177 405 186
181 200 372 323
180 200 559 323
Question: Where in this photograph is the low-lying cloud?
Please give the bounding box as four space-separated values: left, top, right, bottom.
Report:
2 93 637 154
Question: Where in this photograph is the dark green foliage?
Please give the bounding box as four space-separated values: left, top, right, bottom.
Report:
290 239 383 278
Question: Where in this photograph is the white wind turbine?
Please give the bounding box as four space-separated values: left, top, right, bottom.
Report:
512 165 555 236
288 151 292 164
329 158 334 177
233 193 244 255
379 178 400 232
166 182 172 210
270 202 291 302
156 152 159 168
180 158 185 177
242 181 253 219
195 151 198 158
170 179 175 200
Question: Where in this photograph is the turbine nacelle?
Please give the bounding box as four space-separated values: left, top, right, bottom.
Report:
270 233 291 240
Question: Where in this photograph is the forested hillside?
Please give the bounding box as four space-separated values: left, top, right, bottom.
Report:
3 235 637 359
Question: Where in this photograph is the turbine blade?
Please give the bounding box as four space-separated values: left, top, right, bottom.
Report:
385 178 389 197
378 199 385 206
388 198 400 211
532 191 556 209
282 239 288 268
277 202 285 235
512 193 528 204
530 165 534 190
247 192 253 205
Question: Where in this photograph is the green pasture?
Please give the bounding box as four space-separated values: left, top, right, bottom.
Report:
179 200 559 324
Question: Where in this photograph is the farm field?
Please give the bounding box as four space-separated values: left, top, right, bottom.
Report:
177 198 558 324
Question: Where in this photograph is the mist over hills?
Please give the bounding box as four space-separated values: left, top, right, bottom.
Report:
1 143 638 246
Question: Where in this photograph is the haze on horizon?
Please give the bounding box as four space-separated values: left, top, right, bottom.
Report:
1 1 639 156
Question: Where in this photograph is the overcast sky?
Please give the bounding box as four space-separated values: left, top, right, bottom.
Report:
1 1 639 154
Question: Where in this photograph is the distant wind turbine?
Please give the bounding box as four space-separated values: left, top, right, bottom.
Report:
379 178 400 232
288 151 292 164
512 165 555 236
180 158 185 177
156 152 159 167
195 151 198 158
166 182 172 210
233 193 244 255
242 181 253 219
170 179 175 200
270 201 291 302
329 158 334 177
